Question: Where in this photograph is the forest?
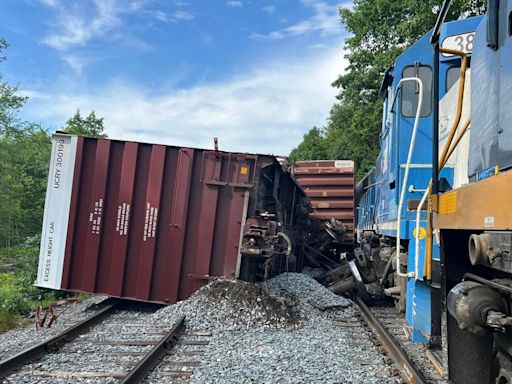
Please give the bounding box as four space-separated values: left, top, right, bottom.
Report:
0 37 106 330
0 0 486 329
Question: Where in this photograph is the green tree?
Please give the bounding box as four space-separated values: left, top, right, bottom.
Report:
0 125 50 249
0 39 51 249
289 127 329 163
0 39 74 326
290 0 486 179
0 38 27 134
62 110 107 138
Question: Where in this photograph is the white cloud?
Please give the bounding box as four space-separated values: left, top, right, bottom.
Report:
308 43 328 49
37 0 167 73
61 54 89 75
172 10 194 21
40 0 194 50
262 5 276 14
37 0 59 7
253 0 342 40
226 1 243 8
22 49 345 155
150 9 195 22
152 10 170 22
173 0 189 6
42 0 136 51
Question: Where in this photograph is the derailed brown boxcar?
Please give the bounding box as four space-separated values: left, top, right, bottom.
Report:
293 160 355 243
292 160 355 269
36 134 308 304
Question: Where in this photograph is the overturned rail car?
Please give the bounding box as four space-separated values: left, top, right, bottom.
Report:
36 134 308 304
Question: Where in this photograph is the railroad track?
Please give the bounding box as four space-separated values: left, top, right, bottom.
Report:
0 299 211 383
332 311 402 383
354 297 446 384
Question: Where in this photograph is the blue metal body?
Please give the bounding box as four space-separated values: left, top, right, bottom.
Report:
356 16 482 343
469 1 512 177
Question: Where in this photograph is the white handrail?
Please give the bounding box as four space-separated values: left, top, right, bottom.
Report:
392 77 424 279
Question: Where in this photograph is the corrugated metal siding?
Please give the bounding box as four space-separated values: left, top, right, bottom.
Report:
293 160 355 242
39 134 281 304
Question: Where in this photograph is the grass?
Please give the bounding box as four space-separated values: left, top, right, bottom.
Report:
0 312 21 333
0 239 75 333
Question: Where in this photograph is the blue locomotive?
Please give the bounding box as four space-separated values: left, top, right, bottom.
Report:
354 13 480 343
355 1 512 382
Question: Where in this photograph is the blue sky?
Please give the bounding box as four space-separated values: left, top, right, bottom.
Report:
0 0 348 154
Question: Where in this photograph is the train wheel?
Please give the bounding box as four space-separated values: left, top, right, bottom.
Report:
447 313 494 383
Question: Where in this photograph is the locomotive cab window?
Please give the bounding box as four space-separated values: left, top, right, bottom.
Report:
446 66 460 92
400 65 432 118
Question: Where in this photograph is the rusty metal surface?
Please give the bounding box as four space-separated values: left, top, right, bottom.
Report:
37 134 306 304
293 160 355 243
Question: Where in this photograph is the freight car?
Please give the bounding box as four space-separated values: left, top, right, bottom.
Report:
293 160 355 243
36 134 309 304
293 160 355 268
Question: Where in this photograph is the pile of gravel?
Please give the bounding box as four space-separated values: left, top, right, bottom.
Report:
147 273 397 383
151 272 353 332
262 273 352 322
151 278 302 331
182 273 396 384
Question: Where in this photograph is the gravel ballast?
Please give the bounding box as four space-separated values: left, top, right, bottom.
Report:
0 295 108 361
149 273 398 384
2 273 399 383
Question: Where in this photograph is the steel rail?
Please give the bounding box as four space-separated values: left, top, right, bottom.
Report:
119 314 186 384
354 297 427 384
0 299 119 380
